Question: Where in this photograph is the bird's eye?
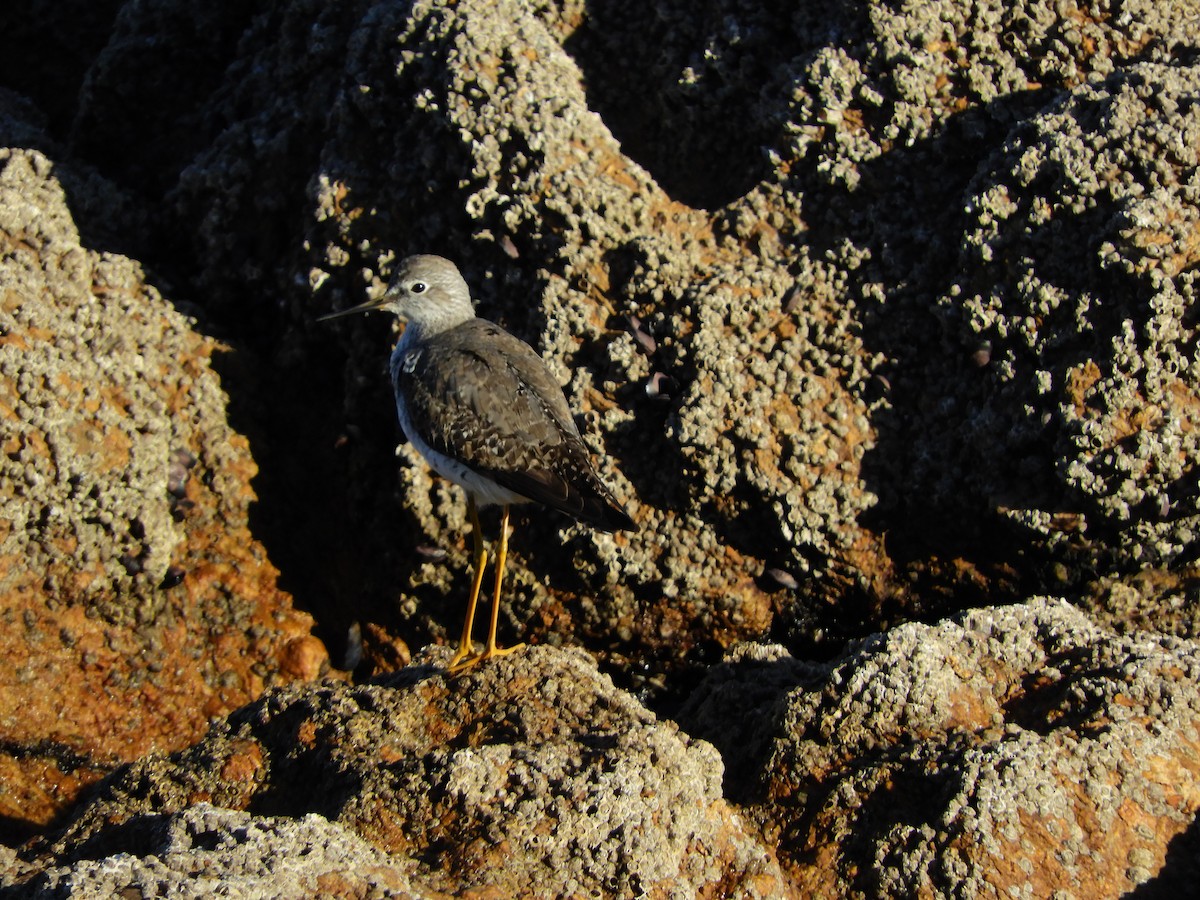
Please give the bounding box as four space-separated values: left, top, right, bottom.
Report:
411 281 427 294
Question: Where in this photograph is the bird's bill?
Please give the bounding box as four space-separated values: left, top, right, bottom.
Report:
316 295 391 322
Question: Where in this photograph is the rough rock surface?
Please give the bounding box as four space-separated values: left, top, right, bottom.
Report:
0 129 327 835
41 0 1195 678
10 804 425 900
3 0 1186 683
678 598 1200 897
2 0 1200 895
901 60 1200 620
11 646 787 899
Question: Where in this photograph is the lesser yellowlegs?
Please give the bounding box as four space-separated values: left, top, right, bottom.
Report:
321 255 636 670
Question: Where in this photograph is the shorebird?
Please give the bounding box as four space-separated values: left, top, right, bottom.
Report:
320 255 636 671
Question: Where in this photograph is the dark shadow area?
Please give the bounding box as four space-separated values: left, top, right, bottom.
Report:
564 0 859 210
672 651 817 801
52 812 177 866
603 371 691 516
65 6 264 197
208 337 376 670
837 740 973 898
0 3 162 268
1126 816 1200 897
0 739 109 847
221 699 369 823
0 0 124 137
593 243 694 513
1001 650 1125 735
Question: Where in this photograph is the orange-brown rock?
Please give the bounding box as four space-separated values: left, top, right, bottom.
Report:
18 646 788 898
0 144 328 837
679 599 1200 897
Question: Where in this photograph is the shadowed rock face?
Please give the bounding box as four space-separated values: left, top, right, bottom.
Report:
2 0 1200 895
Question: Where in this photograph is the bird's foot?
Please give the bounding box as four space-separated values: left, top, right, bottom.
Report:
447 642 479 672
446 642 526 674
479 641 525 663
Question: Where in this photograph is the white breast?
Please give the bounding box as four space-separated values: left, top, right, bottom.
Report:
391 342 526 508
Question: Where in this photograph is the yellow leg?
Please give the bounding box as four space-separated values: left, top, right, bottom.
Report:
477 504 524 663
448 497 487 671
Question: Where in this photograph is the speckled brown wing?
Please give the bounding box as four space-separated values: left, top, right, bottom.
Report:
396 319 636 532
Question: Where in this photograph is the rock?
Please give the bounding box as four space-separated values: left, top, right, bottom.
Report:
0 2 122 136
925 60 1200 587
678 598 1200 897
0 129 327 835
7 0 1189 680
3 1 1200 887
14 646 786 898
13 804 425 900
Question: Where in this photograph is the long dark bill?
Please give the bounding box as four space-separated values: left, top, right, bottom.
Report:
317 295 391 322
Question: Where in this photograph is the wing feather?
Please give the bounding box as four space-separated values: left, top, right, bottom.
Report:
396 320 635 532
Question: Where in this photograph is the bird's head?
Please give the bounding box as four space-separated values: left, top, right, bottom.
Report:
318 254 475 334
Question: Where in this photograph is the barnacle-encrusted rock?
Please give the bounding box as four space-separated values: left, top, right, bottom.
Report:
15 647 786 899
0 137 325 834
679 598 1200 897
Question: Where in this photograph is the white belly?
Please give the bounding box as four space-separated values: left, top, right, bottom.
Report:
395 391 527 508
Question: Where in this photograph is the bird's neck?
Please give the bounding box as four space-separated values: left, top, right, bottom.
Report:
393 320 441 348
399 301 476 345
395 312 472 352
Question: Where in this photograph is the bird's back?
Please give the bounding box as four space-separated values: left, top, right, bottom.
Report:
393 319 635 532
